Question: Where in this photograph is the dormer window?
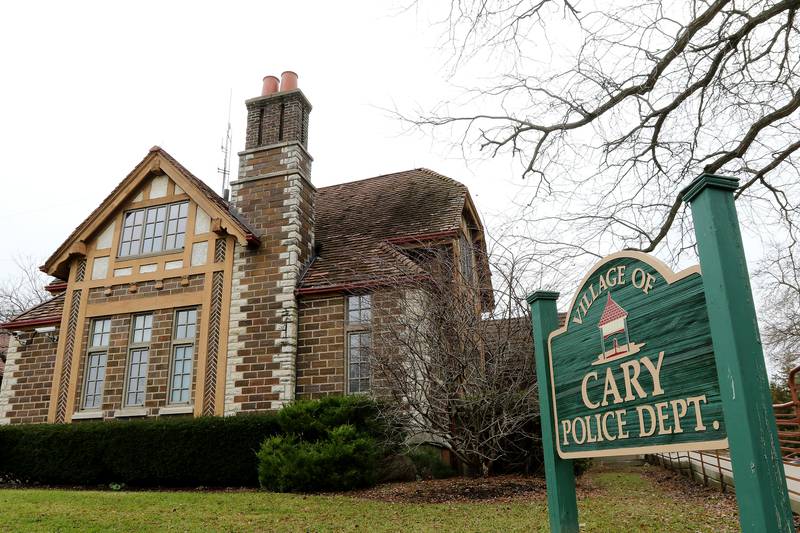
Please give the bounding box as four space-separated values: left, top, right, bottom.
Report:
119 201 188 258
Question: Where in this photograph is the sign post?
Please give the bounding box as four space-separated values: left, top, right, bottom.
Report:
527 291 579 533
683 174 793 532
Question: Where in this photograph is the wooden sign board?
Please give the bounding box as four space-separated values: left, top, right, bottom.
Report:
548 251 727 458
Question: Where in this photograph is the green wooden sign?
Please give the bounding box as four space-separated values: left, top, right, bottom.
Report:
548 251 727 458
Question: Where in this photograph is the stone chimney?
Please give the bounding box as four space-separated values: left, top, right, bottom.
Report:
224 71 315 414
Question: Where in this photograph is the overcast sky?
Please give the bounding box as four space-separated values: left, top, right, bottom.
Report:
0 1 526 281
0 2 770 302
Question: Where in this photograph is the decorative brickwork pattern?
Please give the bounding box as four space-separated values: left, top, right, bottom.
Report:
55 289 81 423
214 238 226 263
75 258 86 282
203 271 224 415
244 91 310 150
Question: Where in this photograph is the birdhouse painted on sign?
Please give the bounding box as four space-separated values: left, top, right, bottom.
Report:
597 293 630 360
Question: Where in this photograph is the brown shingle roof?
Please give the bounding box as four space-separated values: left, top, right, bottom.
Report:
299 169 469 291
1 293 65 330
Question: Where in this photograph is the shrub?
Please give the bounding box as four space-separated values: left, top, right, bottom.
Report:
0 414 280 487
276 395 400 449
406 446 456 479
257 424 380 492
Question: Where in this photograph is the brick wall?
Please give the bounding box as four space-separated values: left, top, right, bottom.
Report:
296 294 345 399
0 331 58 424
244 91 310 150
296 289 407 400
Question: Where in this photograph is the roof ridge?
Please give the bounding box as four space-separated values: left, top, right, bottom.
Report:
318 168 468 191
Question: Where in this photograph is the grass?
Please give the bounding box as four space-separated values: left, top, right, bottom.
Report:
0 467 737 532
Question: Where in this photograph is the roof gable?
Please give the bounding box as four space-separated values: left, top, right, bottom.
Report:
43 147 258 279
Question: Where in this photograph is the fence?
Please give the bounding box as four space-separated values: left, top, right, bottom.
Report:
647 450 734 492
647 365 800 511
773 364 800 461
647 449 800 512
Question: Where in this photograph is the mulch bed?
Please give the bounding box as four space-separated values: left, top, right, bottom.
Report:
341 473 604 504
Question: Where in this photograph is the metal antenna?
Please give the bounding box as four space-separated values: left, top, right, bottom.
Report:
218 89 233 201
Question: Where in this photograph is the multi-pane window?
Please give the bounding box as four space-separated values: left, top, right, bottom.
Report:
346 294 372 393
164 202 189 250
348 332 371 393
119 210 144 257
119 201 188 258
83 318 111 409
459 233 474 282
141 206 167 254
347 295 372 324
169 308 197 404
125 314 152 407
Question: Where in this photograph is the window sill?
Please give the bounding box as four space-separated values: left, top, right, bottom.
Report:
114 407 148 418
72 410 104 420
115 248 185 263
159 405 194 416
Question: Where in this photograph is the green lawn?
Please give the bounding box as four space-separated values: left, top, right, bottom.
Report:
0 468 738 532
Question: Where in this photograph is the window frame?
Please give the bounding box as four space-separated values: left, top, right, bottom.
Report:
81 317 111 410
346 294 372 325
118 200 189 259
345 294 372 394
123 313 153 408
167 307 197 406
346 331 372 394
459 232 474 283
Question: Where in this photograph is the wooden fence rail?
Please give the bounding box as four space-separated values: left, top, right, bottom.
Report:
773 364 800 462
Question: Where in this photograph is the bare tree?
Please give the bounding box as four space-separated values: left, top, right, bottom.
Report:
757 241 800 394
366 244 540 476
0 256 51 325
411 0 800 285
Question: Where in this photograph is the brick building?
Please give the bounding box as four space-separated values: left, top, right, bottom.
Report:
0 73 490 424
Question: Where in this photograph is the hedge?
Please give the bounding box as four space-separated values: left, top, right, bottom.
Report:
0 396 391 488
0 414 280 487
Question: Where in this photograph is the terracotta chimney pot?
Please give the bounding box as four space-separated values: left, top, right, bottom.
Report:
261 75 279 96
280 71 298 92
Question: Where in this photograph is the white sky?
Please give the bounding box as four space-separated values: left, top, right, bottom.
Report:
0 1 769 310
0 1 524 281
